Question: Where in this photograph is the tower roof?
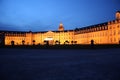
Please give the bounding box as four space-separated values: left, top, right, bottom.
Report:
117 11 120 13
59 23 63 27
58 23 64 31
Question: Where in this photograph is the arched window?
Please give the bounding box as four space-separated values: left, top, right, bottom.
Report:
114 30 116 35
109 26 112 29
118 25 119 28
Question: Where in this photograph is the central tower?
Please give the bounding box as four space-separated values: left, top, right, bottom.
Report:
58 23 64 31
116 11 120 20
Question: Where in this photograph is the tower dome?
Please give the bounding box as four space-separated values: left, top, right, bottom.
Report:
116 11 120 20
58 23 64 31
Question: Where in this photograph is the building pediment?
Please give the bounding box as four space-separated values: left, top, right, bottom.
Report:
46 30 54 34
45 31 54 37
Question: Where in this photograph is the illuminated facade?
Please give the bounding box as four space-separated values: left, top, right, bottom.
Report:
0 11 120 45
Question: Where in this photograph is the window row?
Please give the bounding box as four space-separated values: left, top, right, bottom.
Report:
75 26 108 34
109 30 120 36
78 32 108 38
5 34 26 37
109 25 120 29
6 37 25 40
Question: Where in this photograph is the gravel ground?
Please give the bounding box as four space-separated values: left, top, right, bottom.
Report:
0 48 120 80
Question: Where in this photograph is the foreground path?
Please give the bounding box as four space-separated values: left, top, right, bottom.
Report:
0 48 120 80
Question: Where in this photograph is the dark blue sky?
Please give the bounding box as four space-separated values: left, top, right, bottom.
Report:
0 0 120 31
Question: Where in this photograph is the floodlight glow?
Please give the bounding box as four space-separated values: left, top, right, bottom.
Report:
44 37 53 41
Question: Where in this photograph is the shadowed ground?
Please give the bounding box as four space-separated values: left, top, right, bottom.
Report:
0 48 120 80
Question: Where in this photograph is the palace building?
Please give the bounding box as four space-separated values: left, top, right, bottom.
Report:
0 11 120 45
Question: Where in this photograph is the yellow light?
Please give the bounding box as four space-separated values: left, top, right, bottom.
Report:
44 37 53 41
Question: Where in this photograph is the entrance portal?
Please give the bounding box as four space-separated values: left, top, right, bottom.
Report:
44 37 54 45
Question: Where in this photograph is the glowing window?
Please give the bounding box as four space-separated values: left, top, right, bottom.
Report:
118 25 119 28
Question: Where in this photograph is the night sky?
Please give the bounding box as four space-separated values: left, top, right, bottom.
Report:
0 0 120 31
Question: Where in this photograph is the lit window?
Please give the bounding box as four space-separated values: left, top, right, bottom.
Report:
97 27 99 31
109 26 112 29
102 27 104 30
114 30 116 35
117 25 119 28
118 30 120 34
113 27 115 29
114 38 116 42
105 32 107 36
110 38 112 42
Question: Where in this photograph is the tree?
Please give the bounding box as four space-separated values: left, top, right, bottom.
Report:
64 40 69 45
22 40 25 45
71 41 74 45
91 40 94 46
44 40 49 45
33 40 35 45
74 41 77 44
11 40 14 46
55 40 60 45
